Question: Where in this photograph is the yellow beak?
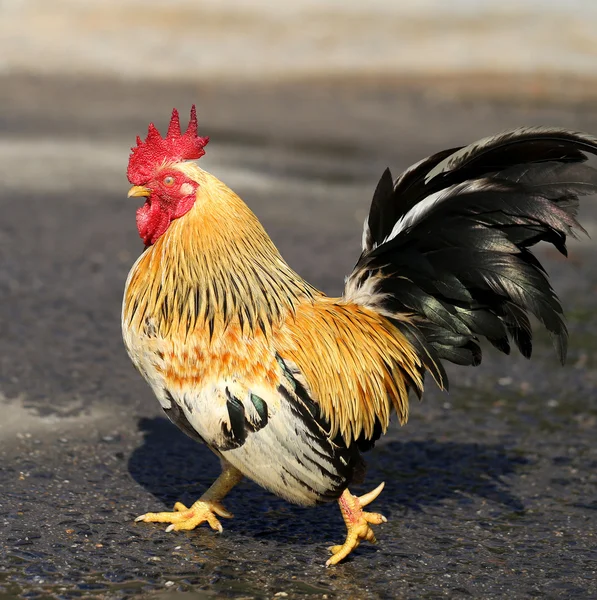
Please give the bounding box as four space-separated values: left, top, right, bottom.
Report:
127 185 152 198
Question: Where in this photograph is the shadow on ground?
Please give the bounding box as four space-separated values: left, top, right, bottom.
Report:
128 416 528 546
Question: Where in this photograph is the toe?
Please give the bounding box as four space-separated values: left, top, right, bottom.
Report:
325 530 360 567
208 502 234 519
326 540 360 567
363 526 377 544
135 510 188 524
163 510 222 533
205 512 224 533
166 516 204 532
363 511 387 525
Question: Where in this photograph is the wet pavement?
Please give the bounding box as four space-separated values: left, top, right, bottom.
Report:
1 75 597 599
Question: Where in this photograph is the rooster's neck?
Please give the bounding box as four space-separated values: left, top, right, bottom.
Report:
123 168 318 340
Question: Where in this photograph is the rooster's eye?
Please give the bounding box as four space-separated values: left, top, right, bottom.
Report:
163 176 175 186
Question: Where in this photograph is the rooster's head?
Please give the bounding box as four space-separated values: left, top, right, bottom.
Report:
127 106 209 246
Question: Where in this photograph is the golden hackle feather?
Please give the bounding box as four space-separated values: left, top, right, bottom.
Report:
123 162 425 446
276 300 424 442
124 163 318 342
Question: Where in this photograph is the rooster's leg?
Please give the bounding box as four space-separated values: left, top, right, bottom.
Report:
326 482 387 566
135 459 243 533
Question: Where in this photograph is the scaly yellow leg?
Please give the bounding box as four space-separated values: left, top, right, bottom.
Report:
135 459 243 534
326 482 387 567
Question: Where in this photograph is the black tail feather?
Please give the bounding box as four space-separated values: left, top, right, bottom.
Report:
347 127 597 383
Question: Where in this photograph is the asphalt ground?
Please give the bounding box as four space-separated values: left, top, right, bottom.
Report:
0 75 596 599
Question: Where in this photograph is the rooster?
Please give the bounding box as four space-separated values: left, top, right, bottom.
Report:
123 106 597 566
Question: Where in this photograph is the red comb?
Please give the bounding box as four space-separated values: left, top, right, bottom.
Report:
127 105 209 184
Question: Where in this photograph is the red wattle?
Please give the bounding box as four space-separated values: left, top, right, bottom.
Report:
136 199 171 246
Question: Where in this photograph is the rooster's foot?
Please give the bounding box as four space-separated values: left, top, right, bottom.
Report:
135 499 233 533
326 482 387 566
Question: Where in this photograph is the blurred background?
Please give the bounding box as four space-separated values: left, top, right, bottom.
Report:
3 0 597 91
2 1 597 598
